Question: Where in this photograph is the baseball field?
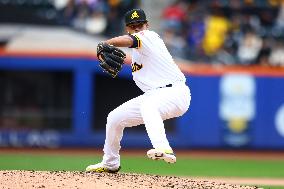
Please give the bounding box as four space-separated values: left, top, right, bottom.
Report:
0 149 284 189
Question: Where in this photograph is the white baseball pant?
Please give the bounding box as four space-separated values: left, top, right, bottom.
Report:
102 82 191 169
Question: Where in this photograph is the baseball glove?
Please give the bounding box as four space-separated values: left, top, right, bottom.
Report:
97 42 126 78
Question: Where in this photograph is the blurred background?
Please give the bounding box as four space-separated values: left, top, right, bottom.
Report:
1 0 284 150
1 0 284 188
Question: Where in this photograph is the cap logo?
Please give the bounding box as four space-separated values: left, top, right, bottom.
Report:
131 11 139 19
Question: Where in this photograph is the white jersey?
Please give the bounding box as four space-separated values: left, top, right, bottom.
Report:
130 30 186 92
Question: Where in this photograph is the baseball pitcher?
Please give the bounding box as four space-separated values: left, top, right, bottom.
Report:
86 8 191 173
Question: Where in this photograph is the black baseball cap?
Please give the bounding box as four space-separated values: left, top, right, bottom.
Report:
124 8 147 26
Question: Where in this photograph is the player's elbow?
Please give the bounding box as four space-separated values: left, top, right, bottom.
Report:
123 35 134 47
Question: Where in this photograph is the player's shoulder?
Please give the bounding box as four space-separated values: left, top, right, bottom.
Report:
136 30 160 39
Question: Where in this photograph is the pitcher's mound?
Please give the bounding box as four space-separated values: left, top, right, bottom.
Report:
0 170 260 189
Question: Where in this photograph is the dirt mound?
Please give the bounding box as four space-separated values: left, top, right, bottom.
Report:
0 170 260 189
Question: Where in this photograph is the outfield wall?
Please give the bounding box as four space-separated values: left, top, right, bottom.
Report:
0 54 284 149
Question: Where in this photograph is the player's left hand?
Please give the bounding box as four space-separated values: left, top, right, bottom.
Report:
97 42 126 78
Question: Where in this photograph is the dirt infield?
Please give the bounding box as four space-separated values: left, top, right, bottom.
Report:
0 170 261 189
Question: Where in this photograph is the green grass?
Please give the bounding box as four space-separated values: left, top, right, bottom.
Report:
0 153 283 178
0 153 283 188
262 186 284 189
122 156 284 178
0 153 98 171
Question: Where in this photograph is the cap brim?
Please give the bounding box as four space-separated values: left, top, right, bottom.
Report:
126 20 148 26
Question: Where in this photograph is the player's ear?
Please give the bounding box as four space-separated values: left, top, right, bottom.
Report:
125 26 131 35
145 22 149 28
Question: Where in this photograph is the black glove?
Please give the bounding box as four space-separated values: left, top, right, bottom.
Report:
97 42 126 78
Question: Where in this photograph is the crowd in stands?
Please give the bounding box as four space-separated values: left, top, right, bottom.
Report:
56 0 284 66
1 0 283 66
0 0 139 37
161 0 284 66
53 0 139 37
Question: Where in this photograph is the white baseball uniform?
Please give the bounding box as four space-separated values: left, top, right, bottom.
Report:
102 30 191 169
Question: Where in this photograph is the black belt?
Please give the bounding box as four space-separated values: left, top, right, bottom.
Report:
158 84 172 89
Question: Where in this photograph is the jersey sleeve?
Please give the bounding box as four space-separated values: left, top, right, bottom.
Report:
129 34 142 49
129 30 155 53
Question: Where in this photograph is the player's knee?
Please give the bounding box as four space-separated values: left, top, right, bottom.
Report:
178 95 191 116
106 109 123 129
